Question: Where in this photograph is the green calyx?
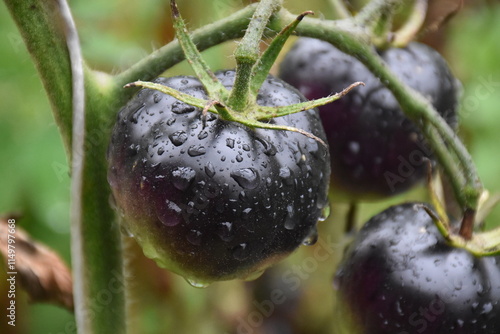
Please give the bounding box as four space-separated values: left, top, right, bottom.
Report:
425 182 500 257
125 0 363 147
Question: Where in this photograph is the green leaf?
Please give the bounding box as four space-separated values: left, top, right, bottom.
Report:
170 0 229 100
250 11 313 96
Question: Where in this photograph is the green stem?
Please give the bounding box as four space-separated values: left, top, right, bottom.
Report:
228 0 282 111
355 0 401 27
3 0 73 153
422 125 466 207
4 1 126 333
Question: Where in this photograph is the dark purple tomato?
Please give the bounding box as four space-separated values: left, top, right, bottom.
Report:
107 70 330 286
279 38 460 200
334 203 500 333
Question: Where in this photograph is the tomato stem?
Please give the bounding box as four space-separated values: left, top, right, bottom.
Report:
459 208 475 240
228 0 282 111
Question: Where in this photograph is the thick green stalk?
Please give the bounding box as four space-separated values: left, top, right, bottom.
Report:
3 1 126 333
3 0 73 153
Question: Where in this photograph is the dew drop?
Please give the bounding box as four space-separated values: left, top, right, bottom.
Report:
236 155 243 162
166 117 176 126
153 93 161 103
129 105 145 124
198 131 208 140
242 144 250 151
157 146 165 156
226 138 235 148
481 302 493 315
256 137 277 156
284 205 297 230
169 131 188 146
233 243 249 261
302 226 318 246
319 204 331 222
187 229 202 246
395 300 404 316
185 278 210 288
171 167 196 190
188 145 206 157
158 199 182 226
230 168 260 189
171 101 196 114
241 208 253 220
279 167 294 186
204 162 216 178
216 222 234 241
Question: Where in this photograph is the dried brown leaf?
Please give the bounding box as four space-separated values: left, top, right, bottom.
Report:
0 215 73 311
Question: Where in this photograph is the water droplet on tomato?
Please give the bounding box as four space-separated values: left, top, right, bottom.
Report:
185 278 209 288
186 229 202 245
216 222 234 242
233 243 249 261
279 167 294 186
129 104 145 124
171 101 195 114
230 168 260 189
302 226 318 246
198 131 208 140
188 145 206 157
169 131 187 146
284 205 296 230
158 199 182 226
171 166 196 190
204 162 215 178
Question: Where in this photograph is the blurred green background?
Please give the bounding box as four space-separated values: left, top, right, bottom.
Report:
1 0 500 333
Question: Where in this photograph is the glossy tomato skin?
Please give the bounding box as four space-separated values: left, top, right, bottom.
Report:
334 203 500 334
279 38 460 200
107 70 330 284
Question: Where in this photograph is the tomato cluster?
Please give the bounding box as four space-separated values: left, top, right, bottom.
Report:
107 23 499 333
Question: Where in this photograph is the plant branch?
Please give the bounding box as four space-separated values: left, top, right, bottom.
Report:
3 0 73 153
4 1 126 333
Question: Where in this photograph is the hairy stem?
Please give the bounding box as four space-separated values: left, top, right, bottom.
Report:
4 1 126 333
228 0 283 111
